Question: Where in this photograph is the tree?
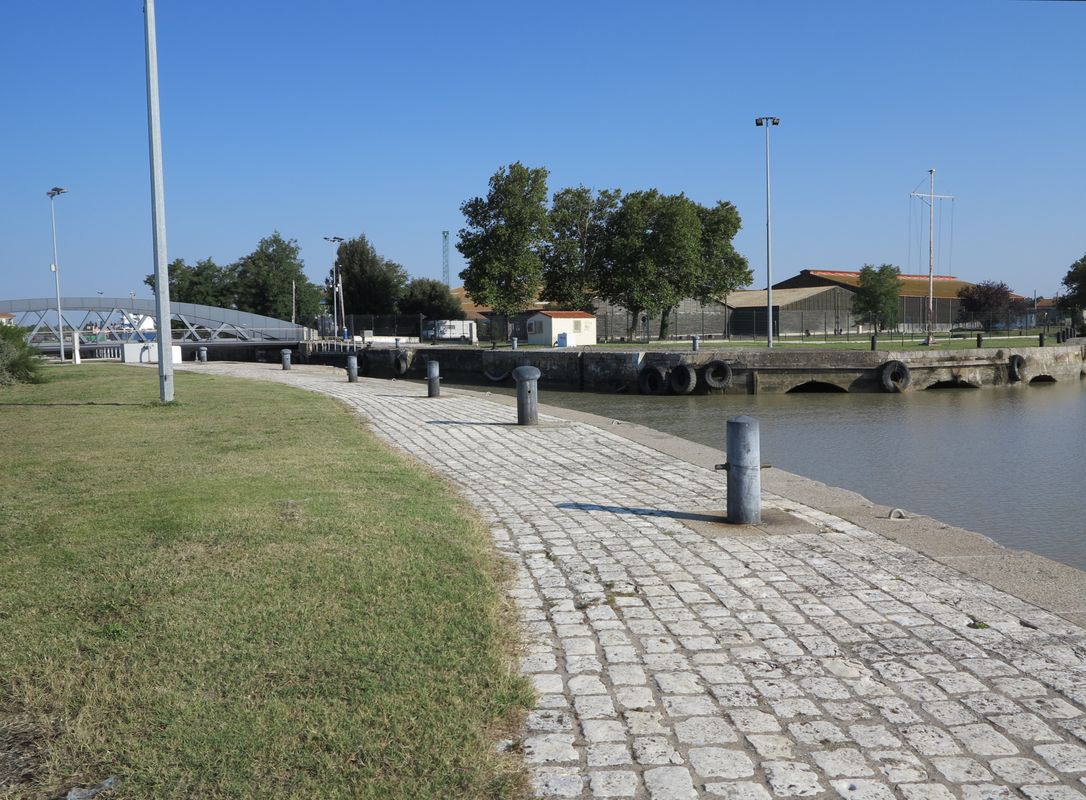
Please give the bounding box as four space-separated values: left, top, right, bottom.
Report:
958 280 1016 331
853 264 901 331
233 232 321 319
692 201 752 305
541 186 620 311
594 193 749 340
1060 253 1086 319
0 325 43 386
144 257 236 308
399 278 465 319
328 235 408 315
457 162 550 317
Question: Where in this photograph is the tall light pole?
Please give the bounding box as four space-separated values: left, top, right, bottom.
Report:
47 187 68 361
755 116 780 348
144 0 174 402
324 236 345 338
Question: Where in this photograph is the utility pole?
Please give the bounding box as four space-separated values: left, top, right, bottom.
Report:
324 236 344 338
442 230 450 286
755 117 779 348
47 187 68 361
144 0 174 401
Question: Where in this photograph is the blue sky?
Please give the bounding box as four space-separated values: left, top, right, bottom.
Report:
2 0 1083 303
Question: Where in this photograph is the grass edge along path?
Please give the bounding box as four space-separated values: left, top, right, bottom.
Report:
0 364 534 799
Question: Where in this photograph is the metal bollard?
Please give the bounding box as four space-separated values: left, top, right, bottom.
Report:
1039 332 1046 347
1056 331 1064 344
870 335 877 351
395 338 401 349
198 346 207 363
724 415 761 524
427 359 441 398
512 365 541 425
976 334 983 348
347 354 358 382
692 335 700 352
511 337 518 350
281 348 291 370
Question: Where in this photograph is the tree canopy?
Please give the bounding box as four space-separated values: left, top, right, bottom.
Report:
399 278 464 320
234 232 321 319
853 264 901 331
329 235 408 315
541 186 620 312
1060 253 1086 312
457 162 550 317
957 280 1025 330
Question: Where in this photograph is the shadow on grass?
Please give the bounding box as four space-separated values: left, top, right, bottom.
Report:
0 402 145 407
556 501 724 523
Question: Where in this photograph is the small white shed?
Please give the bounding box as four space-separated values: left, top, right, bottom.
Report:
526 311 597 346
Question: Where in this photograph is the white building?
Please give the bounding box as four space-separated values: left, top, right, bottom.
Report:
525 311 597 346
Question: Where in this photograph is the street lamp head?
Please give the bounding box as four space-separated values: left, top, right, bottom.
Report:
772 118 780 126
324 235 344 244
47 186 68 198
755 118 764 127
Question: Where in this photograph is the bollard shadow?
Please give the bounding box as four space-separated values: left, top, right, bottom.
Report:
556 502 725 523
427 420 519 427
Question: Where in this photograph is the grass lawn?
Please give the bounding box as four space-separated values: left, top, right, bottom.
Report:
0 364 533 799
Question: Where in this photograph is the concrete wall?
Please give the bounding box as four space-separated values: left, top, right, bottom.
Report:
336 342 1086 395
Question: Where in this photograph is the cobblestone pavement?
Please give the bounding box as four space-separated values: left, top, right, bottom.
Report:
186 363 1086 800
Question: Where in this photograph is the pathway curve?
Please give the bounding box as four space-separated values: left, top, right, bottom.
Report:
184 363 1086 800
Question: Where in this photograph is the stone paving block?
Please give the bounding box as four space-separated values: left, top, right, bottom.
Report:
929 756 994 782
687 747 755 779
868 749 927 782
703 781 772 800
959 784 1014 800
762 760 825 797
951 722 1020 755
532 766 585 797
989 757 1058 784
583 719 627 743
746 734 795 759
587 741 632 767
589 769 639 797
1019 787 1086 800
633 736 684 766
898 784 957 800
674 716 738 745
1035 743 1086 773
829 779 896 800
811 747 874 777
900 724 962 755
643 766 697 800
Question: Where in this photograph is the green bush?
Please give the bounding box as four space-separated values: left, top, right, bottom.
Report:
0 325 45 386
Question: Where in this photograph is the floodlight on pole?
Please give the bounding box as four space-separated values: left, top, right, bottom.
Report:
755 116 779 348
144 0 174 402
47 187 68 362
324 236 345 337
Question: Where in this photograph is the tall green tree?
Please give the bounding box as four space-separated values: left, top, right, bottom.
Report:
144 257 236 308
853 264 902 331
597 190 702 339
328 235 408 315
957 280 1019 331
691 200 752 322
399 278 465 319
541 186 620 311
457 162 550 316
234 232 321 319
1060 253 1086 320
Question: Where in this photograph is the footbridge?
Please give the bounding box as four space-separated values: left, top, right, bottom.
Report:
0 297 308 356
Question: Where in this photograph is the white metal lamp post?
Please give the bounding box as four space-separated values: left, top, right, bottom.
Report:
47 186 68 361
755 116 779 348
321 235 343 338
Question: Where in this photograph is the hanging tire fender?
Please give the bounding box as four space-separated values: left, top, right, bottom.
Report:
1008 353 1026 382
879 360 911 392
637 364 669 395
393 350 409 376
669 363 697 394
702 359 733 390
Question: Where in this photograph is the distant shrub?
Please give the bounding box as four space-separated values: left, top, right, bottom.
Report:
0 326 45 386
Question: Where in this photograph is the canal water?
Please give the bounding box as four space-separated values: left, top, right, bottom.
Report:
484 382 1086 571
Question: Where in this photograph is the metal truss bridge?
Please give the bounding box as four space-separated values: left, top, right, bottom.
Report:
0 297 306 353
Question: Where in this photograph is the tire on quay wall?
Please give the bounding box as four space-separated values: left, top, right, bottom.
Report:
637 364 669 395
702 359 733 390
1008 353 1026 382
393 350 409 376
879 359 911 392
669 363 698 395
